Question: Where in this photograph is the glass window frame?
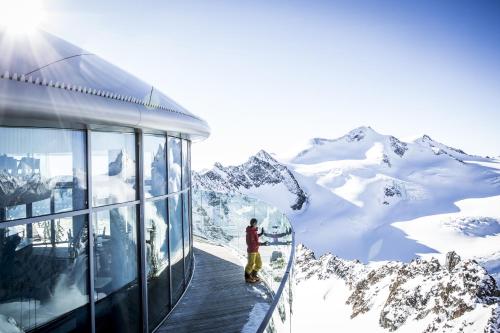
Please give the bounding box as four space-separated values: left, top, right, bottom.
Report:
167 136 182 194
0 127 194 333
90 130 137 208
143 134 167 199
0 126 88 223
0 212 91 333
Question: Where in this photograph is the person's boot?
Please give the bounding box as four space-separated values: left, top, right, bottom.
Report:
251 270 261 282
245 272 257 283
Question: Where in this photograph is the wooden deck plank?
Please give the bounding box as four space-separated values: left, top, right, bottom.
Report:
157 241 271 333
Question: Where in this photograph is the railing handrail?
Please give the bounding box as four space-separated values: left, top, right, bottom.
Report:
256 230 295 333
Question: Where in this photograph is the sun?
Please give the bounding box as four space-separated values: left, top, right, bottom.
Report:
0 0 46 34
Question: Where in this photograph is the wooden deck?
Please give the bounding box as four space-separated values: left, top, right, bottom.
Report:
157 240 271 333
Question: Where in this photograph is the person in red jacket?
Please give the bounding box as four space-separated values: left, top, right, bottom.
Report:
245 218 267 283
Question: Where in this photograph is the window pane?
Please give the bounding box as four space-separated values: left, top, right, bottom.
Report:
181 140 190 190
5 205 26 220
93 206 138 298
143 135 166 198
93 205 140 333
91 132 136 206
145 200 170 330
167 137 181 193
0 216 89 332
169 194 184 303
0 127 87 222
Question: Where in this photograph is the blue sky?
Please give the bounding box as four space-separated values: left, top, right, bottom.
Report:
39 0 500 169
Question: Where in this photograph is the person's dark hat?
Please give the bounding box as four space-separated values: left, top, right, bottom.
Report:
250 218 258 225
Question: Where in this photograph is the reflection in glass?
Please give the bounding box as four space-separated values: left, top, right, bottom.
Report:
167 137 181 193
0 127 87 222
144 135 166 198
145 201 169 278
183 191 192 280
91 132 136 207
145 200 170 330
93 205 140 333
181 140 190 190
93 206 138 299
5 205 26 220
0 216 89 332
169 194 184 303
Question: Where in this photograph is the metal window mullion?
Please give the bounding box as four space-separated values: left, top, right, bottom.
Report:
86 128 96 333
143 189 189 203
137 130 149 333
189 188 193 273
188 141 193 270
0 208 91 228
92 200 141 213
166 137 173 310
49 197 55 246
26 203 33 238
180 141 186 288
0 208 6 222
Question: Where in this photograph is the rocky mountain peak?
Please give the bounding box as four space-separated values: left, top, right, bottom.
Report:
309 138 334 146
213 162 224 170
349 125 374 133
308 127 379 147
417 134 469 158
344 126 376 142
193 150 308 211
445 250 461 271
421 134 433 141
254 149 276 163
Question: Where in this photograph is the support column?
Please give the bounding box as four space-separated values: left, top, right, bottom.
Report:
86 129 96 333
26 203 33 239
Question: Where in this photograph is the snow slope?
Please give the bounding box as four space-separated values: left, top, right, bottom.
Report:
392 195 500 284
286 127 500 263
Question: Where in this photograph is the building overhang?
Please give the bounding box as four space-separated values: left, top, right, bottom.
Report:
0 29 210 141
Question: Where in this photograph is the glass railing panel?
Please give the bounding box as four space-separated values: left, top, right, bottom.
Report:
192 189 294 333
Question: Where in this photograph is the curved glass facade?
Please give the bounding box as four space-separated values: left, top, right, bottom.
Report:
0 127 193 333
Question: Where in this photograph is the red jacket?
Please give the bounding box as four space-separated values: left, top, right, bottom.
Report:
246 226 259 253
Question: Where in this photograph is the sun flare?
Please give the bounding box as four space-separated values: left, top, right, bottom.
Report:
0 0 46 34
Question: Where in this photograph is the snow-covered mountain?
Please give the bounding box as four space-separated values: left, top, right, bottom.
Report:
194 126 500 270
194 126 500 332
285 127 500 263
294 244 500 333
0 172 51 207
193 150 308 211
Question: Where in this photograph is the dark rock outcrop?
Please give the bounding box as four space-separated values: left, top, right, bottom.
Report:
295 245 500 332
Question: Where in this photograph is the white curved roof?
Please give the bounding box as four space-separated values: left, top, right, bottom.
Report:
0 29 210 140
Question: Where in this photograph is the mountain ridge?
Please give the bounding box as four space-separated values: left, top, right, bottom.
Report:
194 126 500 264
193 148 308 211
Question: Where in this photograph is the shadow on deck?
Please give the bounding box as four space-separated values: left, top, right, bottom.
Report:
157 241 272 333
